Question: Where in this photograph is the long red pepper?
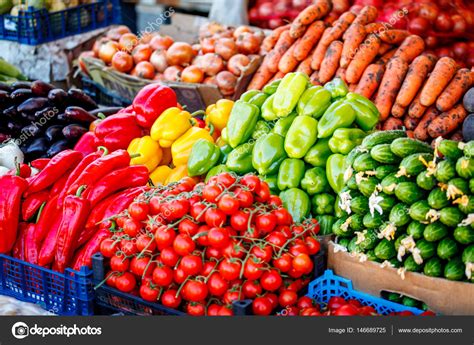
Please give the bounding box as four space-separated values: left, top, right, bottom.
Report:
30 158 50 171
50 174 69 196
34 195 60 243
21 191 49 221
73 131 100 155
26 150 83 194
54 186 91 273
37 211 63 267
12 223 28 260
72 229 110 270
24 224 39 265
0 175 28 253
66 149 131 197
83 166 149 207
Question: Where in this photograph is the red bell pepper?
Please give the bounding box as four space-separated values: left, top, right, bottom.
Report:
37 210 63 267
24 223 39 265
30 158 50 171
21 191 49 221
12 223 28 260
50 174 69 196
7 163 31 178
54 186 91 273
83 165 149 207
72 228 110 270
118 105 135 114
35 195 60 243
0 175 29 253
26 150 83 195
74 131 100 155
94 113 142 151
133 84 177 128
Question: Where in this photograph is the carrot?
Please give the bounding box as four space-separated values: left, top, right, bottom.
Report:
354 63 385 99
278 42 300 74
392 35 425 64
392 103 406 118
321 11 356 46
353 5 378 26
414 106 439 141
290 0 331 38
266 30 295 73
378 29 410 44
324 12 340 25
382 117 404 130
420 57 458 107
374 57 409 121
406 130 415 138
310 28 331 70
364 22 385 34
247 65 273 91
377 42 393 56
340 23 366 68
262 24 291 53
310 70 321 86
290 23 307 40
404 115 419 130
319 40 343 83
269 71 285 83
345 34 381 84
436 68 473 112
408 86 428 119
293 21 326 61
427 104 467 138
394 54 437 108
335 67 347 82
349 83 357 92
296 55 313 75
376 48 397 65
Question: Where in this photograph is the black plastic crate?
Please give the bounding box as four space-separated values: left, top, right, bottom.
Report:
81 74 131 107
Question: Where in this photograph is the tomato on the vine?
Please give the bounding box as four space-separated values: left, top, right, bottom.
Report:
273 208 292 225
252 296 273 315
207 273 229 296
155 225 176 250
207 303 221 316
297 296 316 310
110 254 129 272
178 218 199 236
136 234 156 253
202 184 223 202
240 175 260 191
182 280 208 302
272 253 292 273
243 257 265 280
160 247 179 266
260 269 282 292
289 244 309 257
255 182 270 202
120 239 138 256
278 290 298 307
128 202 149 221
221 240 245 259
223 290 241 305
179 254 203 276
173 234 196 256
266 231 287 248
215 172 236 188
242 280 262 299
207 227 230 248
205 208 226 227
218 305 234 316
205 246 223 260
152 265 174 286
218 194 240 215
292 253 313 274
161 289 181 309
230 210 250 231
123 218 141 237
139 282 159 302
186 302 206 316
334 304 359 316
328 296 346 311
218 258 242 281
100 239 118 258
255 213 277 233
250 245 273 263
305 237 321 255
234 188 254 208
115 272 136 292
190 202 207 222
265 293 278 309
130 256 155 277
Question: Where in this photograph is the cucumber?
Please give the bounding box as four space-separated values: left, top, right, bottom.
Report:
358 177 380 197
416 239 436 259
363 212 385 229
423 257 443 277
347 236 360 253
464 141 474 157
361 130 406 149
423 222 448 242
444 257 465 281
375 165 398 180
386 293 402 303
332 217 354 237
334 195 345 218
416 171 437 190
371 144 401 164
439 207 464 227
350 214 364 231
462 245 474 264
353 153 379 172
378 193 396 212
402 296 420 308
350 195 369 215
338 237 350 248
427 188 449 209
456 156 474 179
448 177 469 196
470 178 474 194
366 249 377 261
390 137 433 157
389 203 411 227
454 226 474 245
374 239 396 260
437 237 459 260
395 182 424 204
438 139 464 160
409 200 432 223
381 173 408 195
407 221 425 240
395 234 408 251
399 153 434 176
388 257 402 268
459 197 474 214
347 175 358 190
434 159 456 182
404 255 423 272
358 229 379 250
345 147 364 169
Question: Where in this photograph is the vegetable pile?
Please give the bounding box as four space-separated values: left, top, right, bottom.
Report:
99 173 321 316
334 132 474 283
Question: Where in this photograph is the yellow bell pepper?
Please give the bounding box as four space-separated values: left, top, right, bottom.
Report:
150 107 193 148
160 147 172 166
205 99 234 132
150 165 173 185
165 165 188 184
171 127 214 166
127 136 162 172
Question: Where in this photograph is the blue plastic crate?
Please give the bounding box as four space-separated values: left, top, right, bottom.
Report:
0 254 94 315
0 0 121 45
307 270 424 315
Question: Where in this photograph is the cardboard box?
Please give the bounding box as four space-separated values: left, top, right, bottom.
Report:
81 56 260 112
327 242 474 315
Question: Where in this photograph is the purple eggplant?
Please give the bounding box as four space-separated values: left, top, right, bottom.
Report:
25 137 49 159
48 89 69 107
64 106 97 123
47 139 70 157
67 88 97 110
62 124 88 141
45 125 64 142
17 97 50 114
21 124 42 138
3 106 19 120
31 80 55 97
7 121 22 134
11 81 32 90
0 82 12 92
10 89 33 104
34 106 58 119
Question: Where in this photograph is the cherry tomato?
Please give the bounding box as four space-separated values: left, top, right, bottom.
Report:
186 302 206 316
347 299 362 308
289 244 309 257
100 239 118 258
152 265 174 286
105 272 117 288
130 256 155 277
358 305 377 316
190 202 207 222
292 253 313 274
207 303 221 316
218 194 240 215
301 307 321 316
116 216 128 228
195 225 210 246
252 296 273 315
255 182 270 202
123 218 141 237
223 290 242 305
240 175 260 191
268 195 282 207
218 305 234 316
278 290 298 307
149 196 162 215
205 246 223 260
218 258 242 281
334 304 359 316
420 311 436 316
265 293 279 309
221 240 245 259
205 208 226 227
160 247 179 267
128 202 149 221
202 184 223 202
173 267 188 284
273 253 292 273
115 272 136 292
178 218 199 236
161 289 181 309
155 225 176 250
173 234 196 256
234 188 254 208
121 239 138 256
139 282 159 302
273 208 292 225
110 254 129 272
242 280 262 299
207 273 229 296
216 172 236 188
202 261 217 277
250 245 273 263
297 296 316 310
183 280 208 302
136 234 156 253
266 231 287 248
255 213 277 233
230 210 250 231
180 254 203 276
328 296 346 311
206 227 231 248
305 237 320 255
260 270 282 292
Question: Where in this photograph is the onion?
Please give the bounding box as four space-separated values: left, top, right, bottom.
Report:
200 37 216 54
99 40 119 64
181 65 204 83
233 26 252 39
435 13 453 32
199 22 226 39
216 71 237 92
215 38 237 60
200 53 224 76
268 18 285 29
78 51 95 72
112 51 134 73
150 35 174 51
132 44 152 64
248 7 259 22
418 3 438 22
192 44 201 56
203 76 218 86
166 42 194 66
119 33 139 53
150 50 168 73
106 25 130 41
408 17 430 35
274 0 291 15
153 73 165 81
424 36 438 49
236 33 260 55
453 42 469 59
163 66 183 82
452 14 467 34
131 61 155 80
258 2 273 17
93 37 108 56
227 54 250 76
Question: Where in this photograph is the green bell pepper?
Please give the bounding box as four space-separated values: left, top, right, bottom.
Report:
226 142 256 174
324 78 348 100
240 90 260 102
312 193 335 215
252 133 287 175
304 138 332 167
346 92 380 131
280 188 311 223
273 112 297 137
261 174 279 194
334 195 345 218
284 115 318 158
273 72 309 118
205 164 231 182
252 121 272 140
277 158 305 191
219 143 233 164
263 79 281 95
261 94 278 121
301 167 330 195
248 92 269 108
328 128 367 155
221 127 229 143
317 101 356 138
315 214 336 235
187 139 221 176
296 85 332 118
226 100 260 148
326 153 346 193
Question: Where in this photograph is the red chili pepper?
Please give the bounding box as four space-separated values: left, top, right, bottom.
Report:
37 210 63 267
54 186 91 273
12 223 28 260
0 175 29 253
21 191 49 221
133 84 177 128
66 149 131 197
83 166 149 207
50 174 69 196
7 163 31 178
73 131 100 155
34 195 60 243
30 158 50 171
26 150 83 195
94 113 142 151
57 150 104 207
24 223 39 265
72 229 110 270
